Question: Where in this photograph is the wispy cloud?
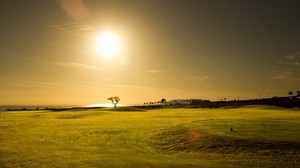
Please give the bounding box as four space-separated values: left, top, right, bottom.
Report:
270 69 293 80
272 51 300 83
110 84 154 90
147 70 164 73
269 51 300 89
269 69 300 93
52 22 92 34
286 55 296 61
53 62 100 70
278 52 300 67
277 60 300 67
25 58 101 70
2 79 98 90
188 76 209 81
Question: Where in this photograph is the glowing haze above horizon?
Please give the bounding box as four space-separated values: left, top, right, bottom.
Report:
0 0 300 106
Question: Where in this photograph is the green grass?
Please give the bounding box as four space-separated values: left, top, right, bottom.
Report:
0 106 300 167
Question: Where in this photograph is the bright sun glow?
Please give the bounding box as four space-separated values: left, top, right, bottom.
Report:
96 31 121 58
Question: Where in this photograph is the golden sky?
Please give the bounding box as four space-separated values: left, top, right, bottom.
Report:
0 0 300 106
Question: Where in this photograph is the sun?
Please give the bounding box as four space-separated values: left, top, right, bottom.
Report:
96 31 121 58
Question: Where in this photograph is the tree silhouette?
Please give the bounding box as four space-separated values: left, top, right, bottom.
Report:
296 90 300 96
161 98 167 103
107 96 120 107
288 91 294 96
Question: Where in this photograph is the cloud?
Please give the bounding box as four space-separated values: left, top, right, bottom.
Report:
4 80 97 90
286 55 296 61
269 68 300 89
188 76 209 81
53 62 100 70
270 69 293 80
147 70 164 73
25 58 100 70
277 52 300 67
52 22 92 34
278 61 300 67
110 84 154 90
271 52 300 89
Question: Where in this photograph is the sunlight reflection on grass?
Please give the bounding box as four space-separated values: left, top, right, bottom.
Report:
84 103 128 108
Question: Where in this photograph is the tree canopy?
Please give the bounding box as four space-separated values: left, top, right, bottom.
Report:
107 96 120 107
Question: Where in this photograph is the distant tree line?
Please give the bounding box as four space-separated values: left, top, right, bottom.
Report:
142 90 300 108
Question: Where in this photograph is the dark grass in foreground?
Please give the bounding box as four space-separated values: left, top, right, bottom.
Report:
151 122 300 167
1 106 300 167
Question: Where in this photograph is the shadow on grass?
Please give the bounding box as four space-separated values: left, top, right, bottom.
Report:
105 106 147 112
150 123 300 167
152 127 300 153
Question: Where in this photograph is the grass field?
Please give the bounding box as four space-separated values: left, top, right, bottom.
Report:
1 106 300 167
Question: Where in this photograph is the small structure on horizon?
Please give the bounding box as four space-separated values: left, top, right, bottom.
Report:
159 99 193 106
169 99 192 106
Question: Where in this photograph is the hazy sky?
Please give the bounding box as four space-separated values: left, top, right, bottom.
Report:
1 0 300 106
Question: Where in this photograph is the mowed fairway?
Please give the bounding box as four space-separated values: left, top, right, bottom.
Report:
1 106 300 167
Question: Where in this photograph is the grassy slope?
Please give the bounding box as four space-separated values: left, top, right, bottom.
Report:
0 106 300 167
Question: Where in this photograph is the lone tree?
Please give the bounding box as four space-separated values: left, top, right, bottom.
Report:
107 96 120 107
